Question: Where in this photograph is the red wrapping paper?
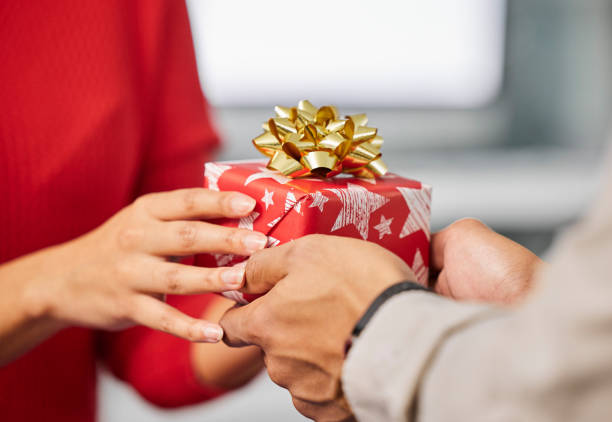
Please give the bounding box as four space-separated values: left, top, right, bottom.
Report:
196 160 432 304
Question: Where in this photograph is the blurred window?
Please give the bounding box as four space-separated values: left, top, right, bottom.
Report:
187 0 507 108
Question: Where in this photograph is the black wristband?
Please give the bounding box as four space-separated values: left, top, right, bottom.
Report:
351 281 431 338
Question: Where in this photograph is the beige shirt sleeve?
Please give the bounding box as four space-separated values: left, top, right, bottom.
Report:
343 153 612 422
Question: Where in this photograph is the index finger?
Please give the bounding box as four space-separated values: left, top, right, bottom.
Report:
138 188 256 221
243 243 292 294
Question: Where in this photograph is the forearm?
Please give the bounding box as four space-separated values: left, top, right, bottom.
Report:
0 246 64 366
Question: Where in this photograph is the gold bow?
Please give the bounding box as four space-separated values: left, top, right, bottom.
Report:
252 100 388 178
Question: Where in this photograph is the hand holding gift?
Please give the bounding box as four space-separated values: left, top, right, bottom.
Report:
220 235 417 421
196 101 432 304
2 187 268 364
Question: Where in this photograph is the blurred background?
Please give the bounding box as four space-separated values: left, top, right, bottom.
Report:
100 0 612 420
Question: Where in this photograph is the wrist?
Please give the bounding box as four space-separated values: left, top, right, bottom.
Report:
0 246 70 365
352 281 431 339
21 273 54 322
351 266 419 324
14 245 68 327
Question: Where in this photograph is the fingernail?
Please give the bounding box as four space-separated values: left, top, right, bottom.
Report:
221 267 245 289
243 233 267 253
231 195 256 214
202 324 223 342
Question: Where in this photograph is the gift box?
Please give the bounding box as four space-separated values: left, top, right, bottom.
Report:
196 101 432 303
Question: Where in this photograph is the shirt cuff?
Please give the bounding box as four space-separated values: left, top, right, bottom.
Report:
342 291 497 422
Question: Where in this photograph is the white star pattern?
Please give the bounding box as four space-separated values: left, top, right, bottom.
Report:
411 250 428 285
205 162 231 191
267 216 282 228
261 188 274 210
213 253 235 267
397 186 432 240
238 211 260 230
308 191 329 213
327 183 390 240
373 215 393 239
267 237 280 247
244 167 292 186
285 191 302 214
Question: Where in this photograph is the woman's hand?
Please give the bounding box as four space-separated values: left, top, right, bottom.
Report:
0 188 267 364
430 218 544 305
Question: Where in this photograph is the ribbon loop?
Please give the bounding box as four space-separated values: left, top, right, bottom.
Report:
251 100 388 178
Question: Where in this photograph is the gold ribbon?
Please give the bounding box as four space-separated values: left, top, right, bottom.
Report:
252 100 388 178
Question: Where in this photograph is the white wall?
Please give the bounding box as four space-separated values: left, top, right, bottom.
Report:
187 0 506 108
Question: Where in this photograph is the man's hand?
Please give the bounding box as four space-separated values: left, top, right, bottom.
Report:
220 235 415 421
430 218 543 305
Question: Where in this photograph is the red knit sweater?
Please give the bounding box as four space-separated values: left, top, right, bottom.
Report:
0 1 225 420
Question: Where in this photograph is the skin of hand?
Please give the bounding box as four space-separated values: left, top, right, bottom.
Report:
0 188 268 365
220 235 416 422
191 296 264 390
430 218 544 305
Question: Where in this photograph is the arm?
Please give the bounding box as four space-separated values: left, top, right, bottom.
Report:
0 188 265 367
0 251 67 365
345 172 612 421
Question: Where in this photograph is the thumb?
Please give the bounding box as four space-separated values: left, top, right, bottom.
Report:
219 302 262 347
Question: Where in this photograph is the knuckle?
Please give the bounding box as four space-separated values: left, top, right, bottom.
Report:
163 267 182 293
291 397 312 419
247 306 271 345
290 235 320 261
158 311 175 334
184 322 201 341
224 229 243 251
181 189 198 213
117 227 144 250
245 254 263 283
112 295 134 322
266 362 287 388
205 268 222 287
132 195 151 213
220 192 235 212
300 234 322 247
177 222 198 249
112 258 132 280
451 217 486 233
